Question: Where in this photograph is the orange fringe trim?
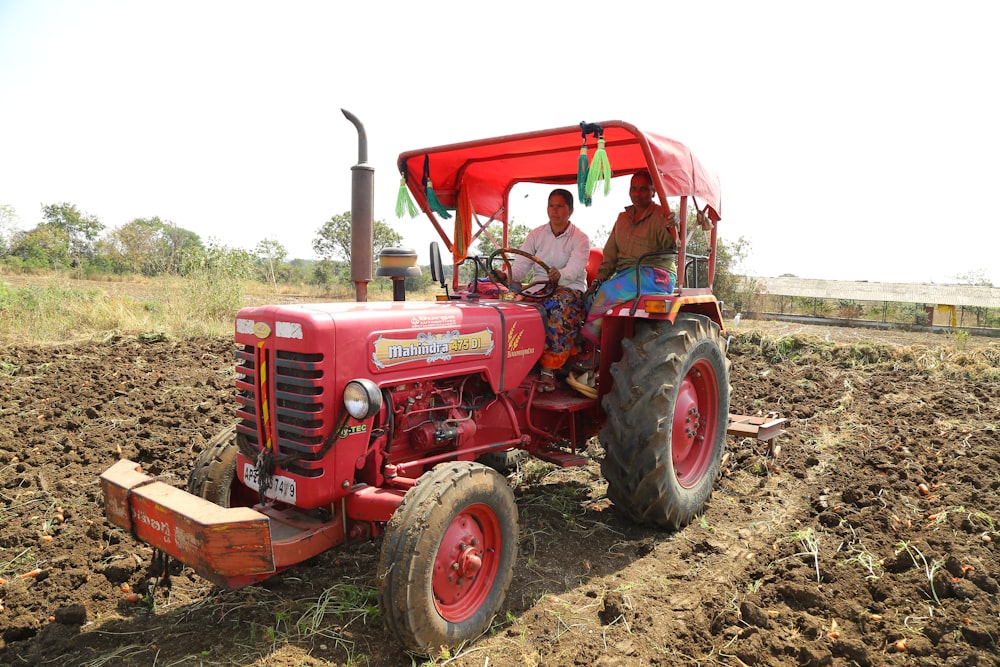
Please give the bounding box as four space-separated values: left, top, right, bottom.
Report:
540 350 571 370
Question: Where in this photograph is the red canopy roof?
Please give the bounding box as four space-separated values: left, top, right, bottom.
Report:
397 120 721 226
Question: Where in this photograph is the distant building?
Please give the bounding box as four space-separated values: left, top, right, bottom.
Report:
750 278 1000 328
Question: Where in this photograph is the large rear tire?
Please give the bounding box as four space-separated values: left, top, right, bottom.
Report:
378 461 518 655
600 314 730 528
186 423 255 507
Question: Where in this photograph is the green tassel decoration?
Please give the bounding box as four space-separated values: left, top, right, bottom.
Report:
425 180 452 219
577 143 592 207
395 176 418 218
585 137 613 200
422 155 452 219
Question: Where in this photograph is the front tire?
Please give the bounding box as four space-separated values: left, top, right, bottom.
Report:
378 461 519 655
600 314 730 528
186 423 255 508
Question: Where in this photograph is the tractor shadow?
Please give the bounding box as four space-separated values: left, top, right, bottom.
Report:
499 451 688 614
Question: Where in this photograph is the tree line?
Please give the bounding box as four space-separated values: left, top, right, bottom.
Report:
0 202 755 307
0 204 409 289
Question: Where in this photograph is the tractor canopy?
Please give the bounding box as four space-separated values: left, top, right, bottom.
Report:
397 120 721 266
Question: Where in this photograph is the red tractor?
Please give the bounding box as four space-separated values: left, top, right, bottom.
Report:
100 114 784 654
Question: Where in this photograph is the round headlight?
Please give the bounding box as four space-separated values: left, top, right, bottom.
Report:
343 379 382 420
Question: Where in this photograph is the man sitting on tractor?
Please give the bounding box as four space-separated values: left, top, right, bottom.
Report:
574 171 678 371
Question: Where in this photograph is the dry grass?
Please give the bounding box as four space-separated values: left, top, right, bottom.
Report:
5 271 999 381
731 325 1000 382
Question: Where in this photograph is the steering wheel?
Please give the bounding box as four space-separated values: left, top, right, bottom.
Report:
487 248 557 300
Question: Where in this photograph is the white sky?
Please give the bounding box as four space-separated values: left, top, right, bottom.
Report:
2 0 998 285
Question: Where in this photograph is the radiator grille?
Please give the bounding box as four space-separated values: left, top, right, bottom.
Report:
235 344 329 478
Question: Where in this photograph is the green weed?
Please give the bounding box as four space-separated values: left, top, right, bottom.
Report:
894 541 945 606
297 581 379 638
951 329 970 349
788 528 821 582
0 546 36 577
967 508 995 532
840 543 883 580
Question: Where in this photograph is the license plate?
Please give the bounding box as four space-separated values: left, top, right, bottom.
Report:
242 463 297 503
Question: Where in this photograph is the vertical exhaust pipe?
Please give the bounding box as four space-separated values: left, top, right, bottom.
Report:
342 109 373 302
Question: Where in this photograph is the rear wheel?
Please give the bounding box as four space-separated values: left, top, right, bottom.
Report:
378 461 518 655
186 423 255 507
600 314 730 528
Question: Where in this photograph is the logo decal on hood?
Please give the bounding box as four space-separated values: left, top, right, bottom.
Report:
371 329 494 369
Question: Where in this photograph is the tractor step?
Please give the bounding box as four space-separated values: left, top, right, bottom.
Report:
533 447 590 467
727 414 787 441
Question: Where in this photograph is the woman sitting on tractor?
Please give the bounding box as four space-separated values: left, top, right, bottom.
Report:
495 188 590 391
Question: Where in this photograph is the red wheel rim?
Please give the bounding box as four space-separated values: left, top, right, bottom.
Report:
432 503 502 622
670 358 719 487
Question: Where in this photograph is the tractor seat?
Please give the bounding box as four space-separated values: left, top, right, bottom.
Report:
585 247 603 286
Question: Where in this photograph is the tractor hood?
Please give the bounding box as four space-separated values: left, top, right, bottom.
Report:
235 300 545 394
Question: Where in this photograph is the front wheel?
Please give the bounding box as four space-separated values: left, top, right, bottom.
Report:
600 314 731 528
186 423 256 508
378 461 519 655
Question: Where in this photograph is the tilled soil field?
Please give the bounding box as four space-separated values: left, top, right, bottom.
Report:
0 322 998 666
